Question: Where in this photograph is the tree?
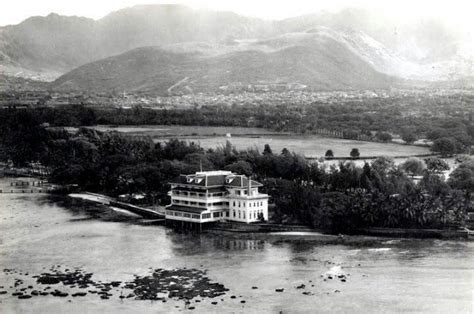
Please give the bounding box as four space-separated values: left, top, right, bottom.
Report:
400 128 418 144
448 160 474 193
325 149 334 159
224 160 253 176
263 144 273 155
371 156 395 176
431 137 457 156
0 110 48 166
350 148 360 159
420 172 451 196
281 148 291 157
427 128 448 141
424 157 450 174
376 132 393 142
183 153 215 173
401 157 425 177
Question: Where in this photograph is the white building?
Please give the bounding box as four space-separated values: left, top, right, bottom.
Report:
165 170 269 226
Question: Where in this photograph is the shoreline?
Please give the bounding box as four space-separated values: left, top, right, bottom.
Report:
207 222 471 240
68 192 473 240
1 177 470 241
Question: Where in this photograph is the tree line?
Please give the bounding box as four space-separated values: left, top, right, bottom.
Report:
15 99 473 156
1 109 472 233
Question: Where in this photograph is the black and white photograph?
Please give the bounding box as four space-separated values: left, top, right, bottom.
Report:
0 0 473 313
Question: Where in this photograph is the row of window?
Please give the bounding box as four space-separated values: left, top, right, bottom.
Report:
166 211 200 219
172 199 229 207
232 201 264 208
173 199 206 207
231 209 263 220
172 191 227 197
166 210 229 220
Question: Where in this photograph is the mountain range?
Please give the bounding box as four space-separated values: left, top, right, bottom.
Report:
1 4 472 94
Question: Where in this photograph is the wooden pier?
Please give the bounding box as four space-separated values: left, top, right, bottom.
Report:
165 219 206 232
0 179 51 193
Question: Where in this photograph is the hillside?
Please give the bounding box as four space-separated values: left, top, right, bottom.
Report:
51 33 397 95
1 5 472 86
0 5 273 80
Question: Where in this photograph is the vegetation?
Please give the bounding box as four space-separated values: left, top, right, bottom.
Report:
4 89 471 152
401 157 425 177
325 149 334 159
375 131 393 143
1 109 472 234
400 127 418 144
350 148 360 159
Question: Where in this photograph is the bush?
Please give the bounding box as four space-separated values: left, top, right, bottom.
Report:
431 137 457 156
376 132 393 142
350 148 360 159
325 149 334 159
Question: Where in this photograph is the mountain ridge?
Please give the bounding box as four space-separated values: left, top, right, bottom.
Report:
0 4 472 89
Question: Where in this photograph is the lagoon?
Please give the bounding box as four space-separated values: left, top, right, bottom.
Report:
0 178 472 313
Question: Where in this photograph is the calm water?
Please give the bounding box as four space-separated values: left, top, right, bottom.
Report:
0 178 473 313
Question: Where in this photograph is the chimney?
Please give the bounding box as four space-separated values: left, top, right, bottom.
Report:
248 176 251 196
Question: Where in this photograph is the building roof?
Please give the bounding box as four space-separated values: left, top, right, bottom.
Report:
225 176 263 188
169 171 263 188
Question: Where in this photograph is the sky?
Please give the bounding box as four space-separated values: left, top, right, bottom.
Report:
1 0 474 30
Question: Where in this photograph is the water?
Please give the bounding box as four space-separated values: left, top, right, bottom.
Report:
0 178 473 313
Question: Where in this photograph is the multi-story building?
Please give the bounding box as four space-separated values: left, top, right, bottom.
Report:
165 170 269 227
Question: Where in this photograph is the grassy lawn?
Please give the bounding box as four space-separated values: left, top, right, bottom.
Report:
86 125 431 158
181 135 430 158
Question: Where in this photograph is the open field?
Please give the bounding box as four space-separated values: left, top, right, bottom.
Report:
84 125 285 137
182 135 431 158
82 125 431 158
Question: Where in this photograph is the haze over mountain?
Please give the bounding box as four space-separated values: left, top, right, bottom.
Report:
1 4 472 92
0 5 272 80
51 33 396 94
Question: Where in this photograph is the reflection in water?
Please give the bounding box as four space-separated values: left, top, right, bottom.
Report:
0 180 473 314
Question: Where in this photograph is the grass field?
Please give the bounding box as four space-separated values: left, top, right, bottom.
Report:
88 125 284 137
86 125 431 158
182 135 430 158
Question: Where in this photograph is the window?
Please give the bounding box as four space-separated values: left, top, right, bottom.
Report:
192 214 200 219
249 202 252 207
233 210 236 217
238 202 241 207
238 211 241 218
243 212 246 219
213 212 220 218
202 213 211 219
183 213 191 218
233 201 236 206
